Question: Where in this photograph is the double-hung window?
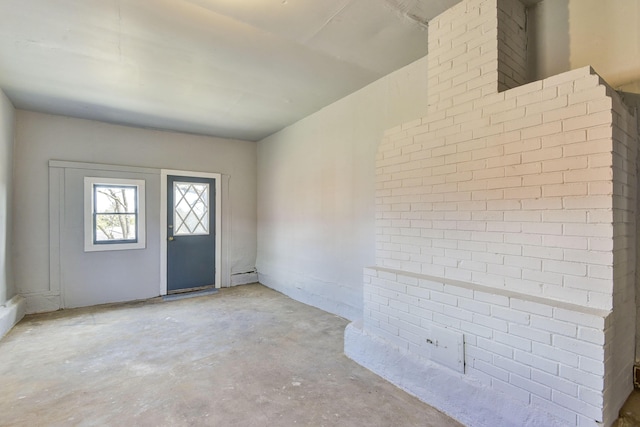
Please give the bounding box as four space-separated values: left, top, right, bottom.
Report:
84 177 146 252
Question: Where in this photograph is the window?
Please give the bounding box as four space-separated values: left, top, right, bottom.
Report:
84 177 146 252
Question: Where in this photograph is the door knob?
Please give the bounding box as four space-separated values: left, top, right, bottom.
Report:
168 236 175 241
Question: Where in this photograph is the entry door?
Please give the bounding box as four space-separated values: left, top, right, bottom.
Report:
167 175 216 293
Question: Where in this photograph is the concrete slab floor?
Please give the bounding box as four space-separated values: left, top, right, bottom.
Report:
614 390 640 426
0 284 462 427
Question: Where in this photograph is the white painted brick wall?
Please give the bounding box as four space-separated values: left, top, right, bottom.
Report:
377 63 615 310
355 0 638 426
603 90 638 425
363 268 610 425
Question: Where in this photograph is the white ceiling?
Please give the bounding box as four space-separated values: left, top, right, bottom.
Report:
0 0 462 141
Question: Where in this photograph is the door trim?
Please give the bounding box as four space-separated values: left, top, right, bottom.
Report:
160 169 222 295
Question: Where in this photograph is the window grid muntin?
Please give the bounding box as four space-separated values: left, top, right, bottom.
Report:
173 182 210 236
93 184 139 244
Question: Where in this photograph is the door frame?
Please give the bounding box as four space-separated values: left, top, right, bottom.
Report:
160 169 222 295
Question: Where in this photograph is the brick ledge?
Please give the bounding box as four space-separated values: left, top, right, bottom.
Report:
365 266 611 320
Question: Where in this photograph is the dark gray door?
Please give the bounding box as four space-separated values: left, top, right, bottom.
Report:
167 175 216 293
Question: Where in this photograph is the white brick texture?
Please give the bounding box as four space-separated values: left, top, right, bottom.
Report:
356 0 639 426
364 268 610 425
378 43 614 312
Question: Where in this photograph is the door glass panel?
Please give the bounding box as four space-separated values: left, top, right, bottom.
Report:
173 182 209 235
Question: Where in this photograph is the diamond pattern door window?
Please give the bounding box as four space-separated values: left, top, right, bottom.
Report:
173 182 210 235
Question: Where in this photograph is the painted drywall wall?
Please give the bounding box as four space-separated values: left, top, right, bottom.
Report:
529 0 640 92
53 165 161 309
0 89 25 339
256 56 429 320
0 90 14 306
13 111 256 312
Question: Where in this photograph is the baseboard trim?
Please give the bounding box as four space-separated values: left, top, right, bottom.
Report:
0 295 26 340
230 272 258 286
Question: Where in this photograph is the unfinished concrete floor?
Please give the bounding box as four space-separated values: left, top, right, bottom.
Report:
0 284 462 427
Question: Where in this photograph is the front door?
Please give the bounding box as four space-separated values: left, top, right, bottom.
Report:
167 175 216 293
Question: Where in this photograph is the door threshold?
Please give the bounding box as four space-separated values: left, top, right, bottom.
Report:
167 285 216 295
163 287 218 302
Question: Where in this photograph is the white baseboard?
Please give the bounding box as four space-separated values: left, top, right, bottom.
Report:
230 272 258 286
0 295 26 340
24 293 61 314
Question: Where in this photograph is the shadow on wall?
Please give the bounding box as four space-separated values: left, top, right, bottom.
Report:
622 90 640 366
620 92 640 109
527 0 570 82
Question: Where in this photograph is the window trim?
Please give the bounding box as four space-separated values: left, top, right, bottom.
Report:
84 177 146 252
